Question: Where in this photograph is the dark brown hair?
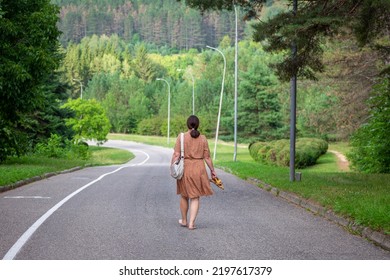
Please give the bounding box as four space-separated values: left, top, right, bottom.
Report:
187 115 200 138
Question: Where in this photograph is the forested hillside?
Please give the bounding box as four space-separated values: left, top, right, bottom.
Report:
52 0 250 49
2 0 387 172
52 0 383 144
59 32 380 143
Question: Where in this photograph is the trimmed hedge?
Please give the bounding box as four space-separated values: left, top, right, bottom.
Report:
249 138 328 168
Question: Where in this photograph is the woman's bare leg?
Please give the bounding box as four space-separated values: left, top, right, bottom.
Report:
179 196 189 226
188 197 199 229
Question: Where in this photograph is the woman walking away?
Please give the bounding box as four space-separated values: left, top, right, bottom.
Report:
171 115 217 230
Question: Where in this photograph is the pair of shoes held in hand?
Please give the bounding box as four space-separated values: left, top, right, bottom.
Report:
210 176 224 190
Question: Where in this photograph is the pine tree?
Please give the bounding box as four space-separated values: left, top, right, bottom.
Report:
238 60 283 140
181 0 390 80
133 44 155 82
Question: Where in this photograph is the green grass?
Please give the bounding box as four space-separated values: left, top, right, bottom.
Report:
88 146 134 165
109 133 173 148
0 146 134 187
109 134 390 234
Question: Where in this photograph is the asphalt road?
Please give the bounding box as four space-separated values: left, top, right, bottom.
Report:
0 140 389 260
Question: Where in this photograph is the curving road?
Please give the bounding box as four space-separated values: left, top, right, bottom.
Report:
0 140 389 260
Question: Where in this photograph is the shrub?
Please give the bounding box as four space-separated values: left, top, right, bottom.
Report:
68 141 91 160
248 142 264 161
137 117 164 136
35 134 91 160
249 138 328 168
348 77 390 173
35 134 66 158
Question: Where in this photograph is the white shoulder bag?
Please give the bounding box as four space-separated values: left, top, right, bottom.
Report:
170 133 184 179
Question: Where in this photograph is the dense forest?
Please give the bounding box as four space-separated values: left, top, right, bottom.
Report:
52 0 253 49
56 0 380 142
60 31 380 140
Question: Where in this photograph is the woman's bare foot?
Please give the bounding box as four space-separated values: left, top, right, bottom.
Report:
178 219 187 227
188 223 197 230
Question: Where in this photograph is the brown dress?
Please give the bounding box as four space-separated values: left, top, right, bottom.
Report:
174 132 214 198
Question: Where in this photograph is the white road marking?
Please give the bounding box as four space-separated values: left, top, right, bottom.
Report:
3 196 51 199
123 149 150 166
2 150 150 260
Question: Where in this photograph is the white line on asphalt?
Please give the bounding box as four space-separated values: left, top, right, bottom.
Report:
126 149 150 166
3 196 51 199
2 150 150 260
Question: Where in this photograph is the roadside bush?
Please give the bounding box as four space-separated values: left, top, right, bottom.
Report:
137 116 164 136
68 141 91 160
137 114 215 138
249 138 328 168
161 115 187 137
35 134 66 158
348 76 390 173
35 134 91 160
249 142 265 161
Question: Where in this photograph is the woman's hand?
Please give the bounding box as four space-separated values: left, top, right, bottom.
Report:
171 151 180 165
211 169 217 178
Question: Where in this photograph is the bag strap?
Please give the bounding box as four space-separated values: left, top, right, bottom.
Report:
180 133 184 158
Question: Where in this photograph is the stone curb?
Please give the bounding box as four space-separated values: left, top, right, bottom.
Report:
248 177 390 252
0 166 84 193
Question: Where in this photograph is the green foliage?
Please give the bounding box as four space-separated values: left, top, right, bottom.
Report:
238 48 284 141
137 116 164 136
61 98 111 144
0 120 19 162
35 133 91 160
348 76 390 173
0 0 63 162
54 1 386 148
133 44 157 82
35 134 67 158
183 1 390 81
295 84 339 139
161 115 188 137
255 0 390 81
0 0 61 120
59 32 370 143
249 138 328 168
69 142 91 160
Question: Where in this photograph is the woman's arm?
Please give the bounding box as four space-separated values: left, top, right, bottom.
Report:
203 136 217 178
204 155 217 178
171 134 182 164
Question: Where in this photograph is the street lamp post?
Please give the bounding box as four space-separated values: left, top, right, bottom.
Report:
156 78 171 145
206 46 226 161
73 78 83 99
290 0 298 182
177 68 195 115
233 3 239 162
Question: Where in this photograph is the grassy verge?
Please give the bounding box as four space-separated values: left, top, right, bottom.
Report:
109 133 390 234
109 133 173 148
0 146 134 187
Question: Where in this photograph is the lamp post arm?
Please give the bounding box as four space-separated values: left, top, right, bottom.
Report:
206 46 226 161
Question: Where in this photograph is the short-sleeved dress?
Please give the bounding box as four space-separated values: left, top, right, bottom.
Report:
174 132 214 198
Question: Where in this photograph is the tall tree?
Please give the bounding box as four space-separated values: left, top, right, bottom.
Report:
238 60 283 140
348 76 390 173
0 0 62 161
133 44 156 82
180 0 390 80
61 98 111 144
